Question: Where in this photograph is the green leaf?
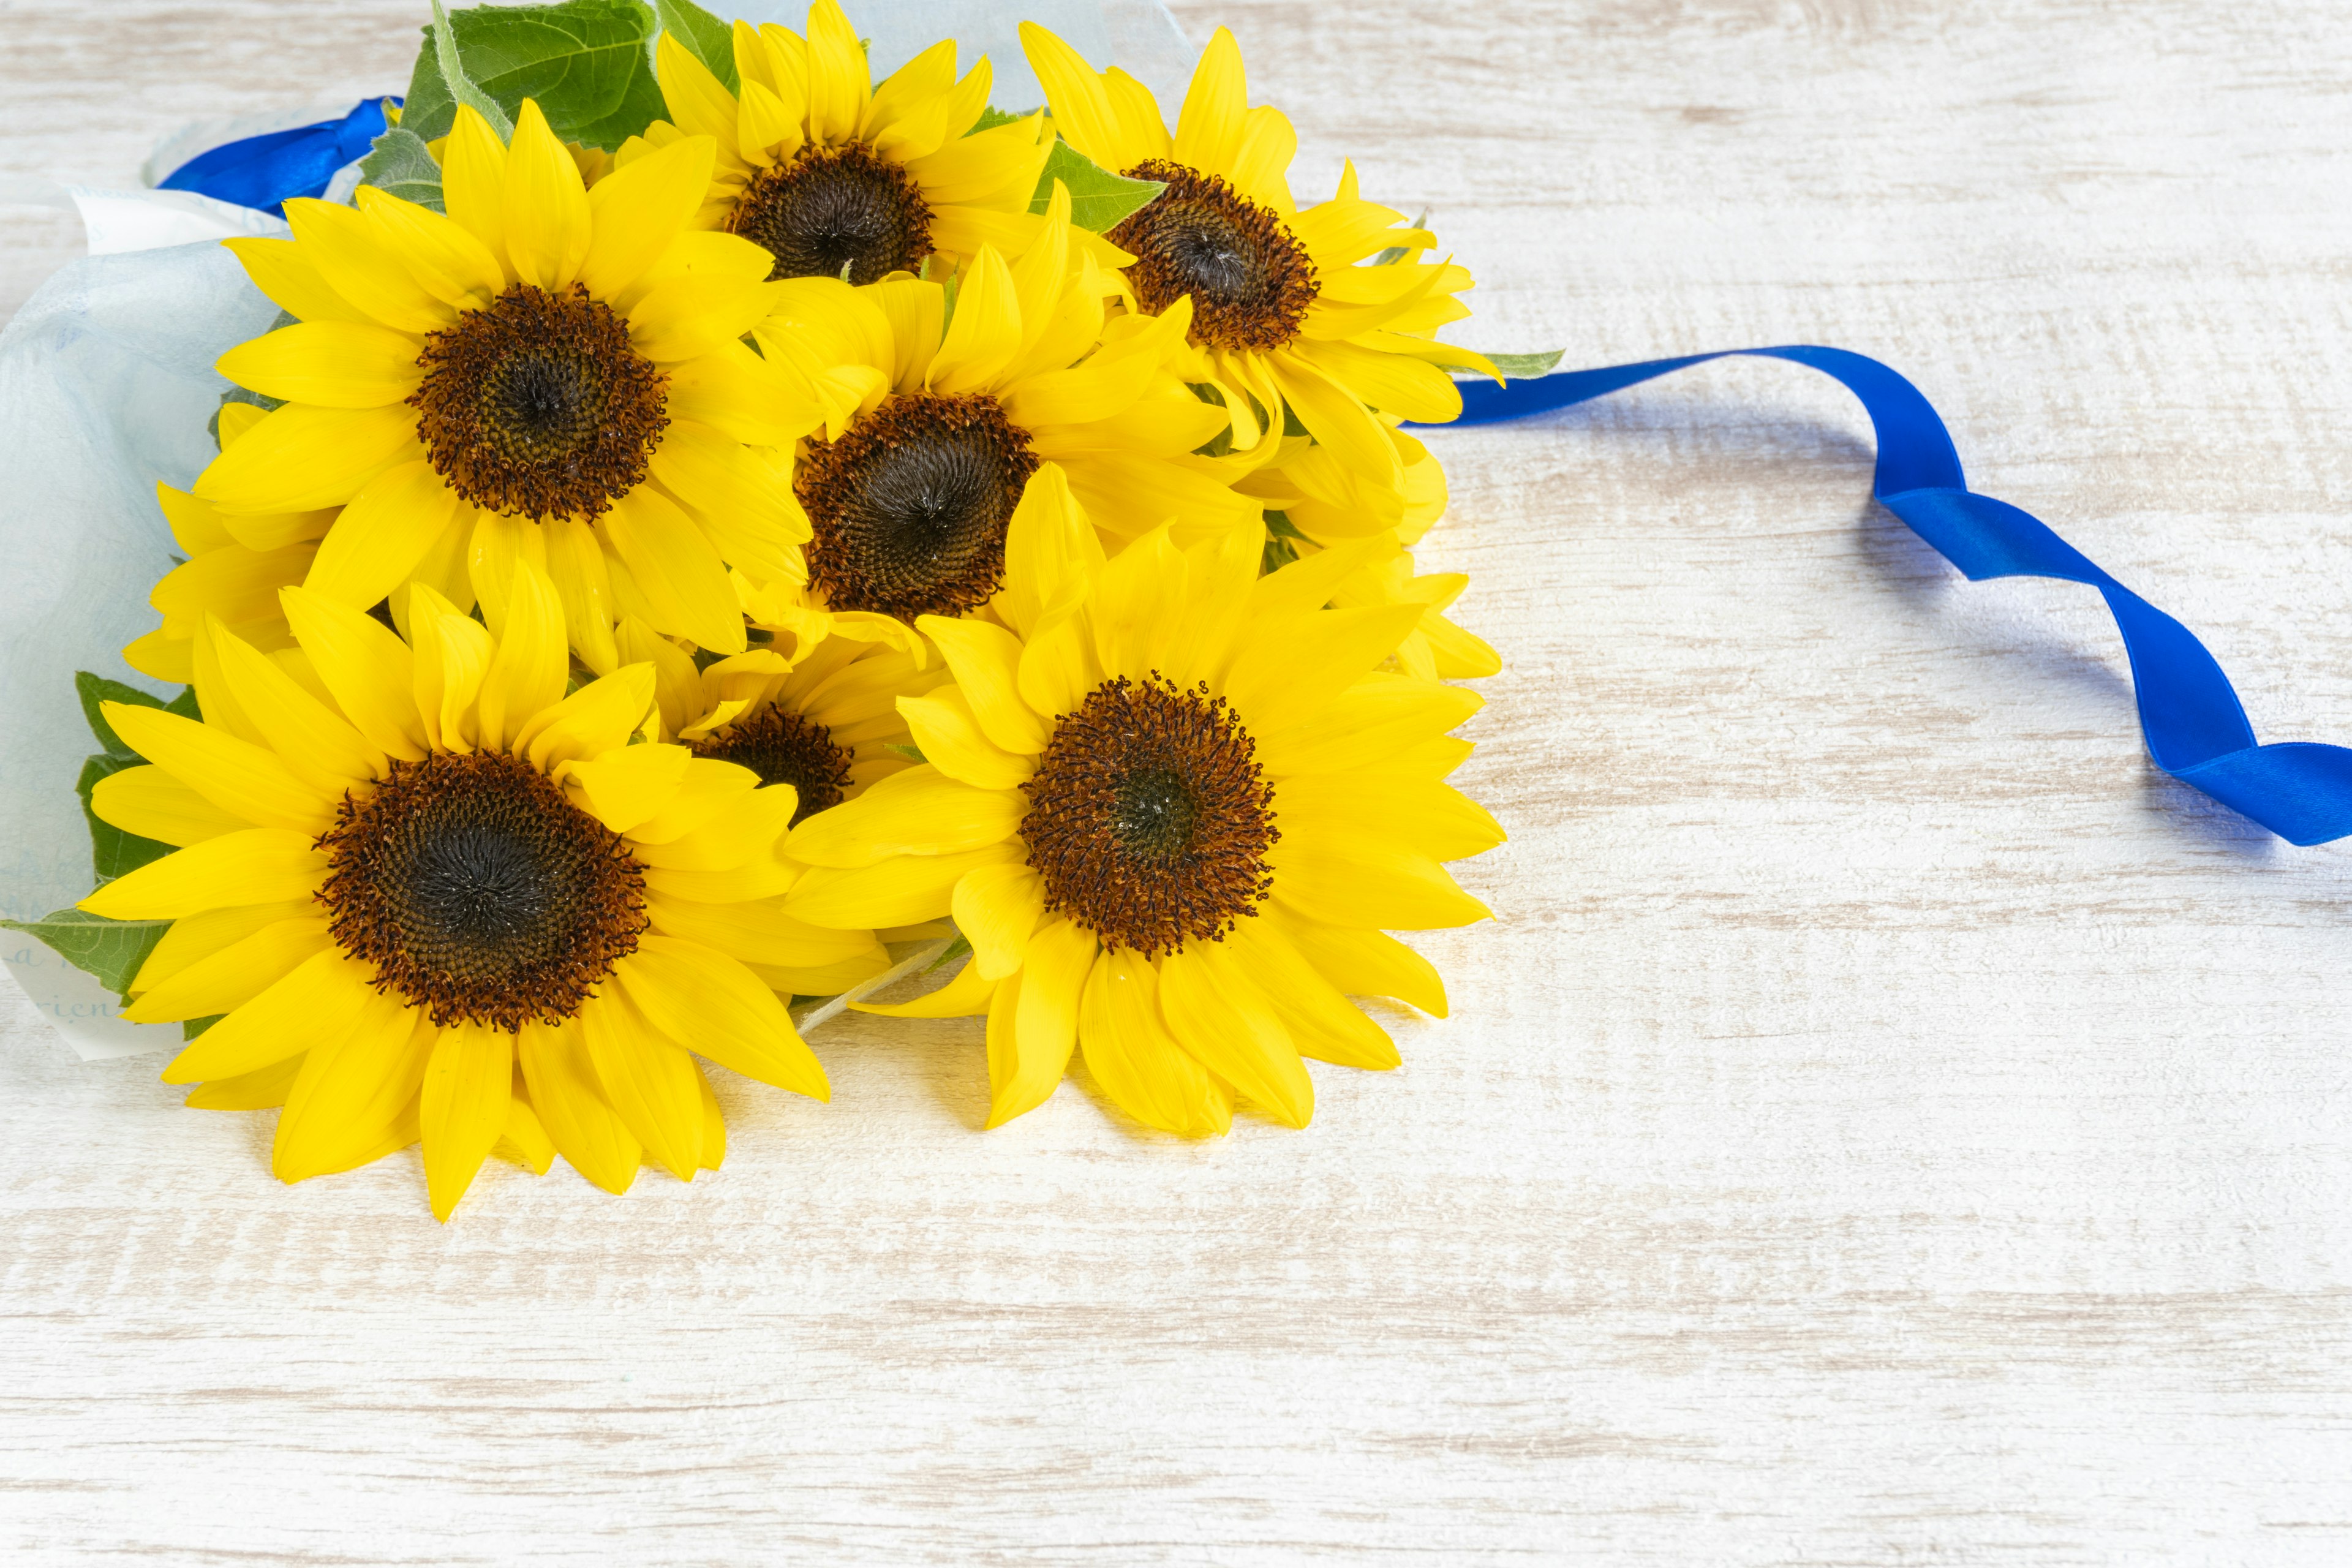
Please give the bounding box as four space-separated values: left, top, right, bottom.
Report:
425 0 518 143
404 0 666 153
1029 140 1164 234
77 754 172 883
165 687 202 722
883 742 927 764
1261 533 1300 575
970 105 1033 135
184 1016 222 1041
654 0 737 94
357 123 447 211
1263 509 1309 541
0 910 169 1003
75 671 170 758
1486 350 1566 379
925 933 972 973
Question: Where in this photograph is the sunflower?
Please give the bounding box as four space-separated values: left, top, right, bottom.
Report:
1020 22 1495 499
748 183 1259 626
773 466 1501 1134
126 402 320 680
190 99 832 675
81 560 851 1219
635 0 1055 285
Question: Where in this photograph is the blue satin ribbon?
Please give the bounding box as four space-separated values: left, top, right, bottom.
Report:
156 98 395 217
1431 347 2352 846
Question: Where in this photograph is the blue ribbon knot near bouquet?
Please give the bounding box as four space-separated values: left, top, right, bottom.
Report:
0 0 2343 1220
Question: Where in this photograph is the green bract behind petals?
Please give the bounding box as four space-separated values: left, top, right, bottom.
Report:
1027 140 1164 235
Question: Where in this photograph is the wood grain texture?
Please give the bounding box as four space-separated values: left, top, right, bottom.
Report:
6 0 2352 1561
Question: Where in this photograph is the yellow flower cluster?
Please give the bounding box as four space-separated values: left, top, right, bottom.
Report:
91 2 1504 1218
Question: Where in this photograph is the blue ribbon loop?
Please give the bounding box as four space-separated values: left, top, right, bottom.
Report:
157 98 395 217
1438 347 2352 846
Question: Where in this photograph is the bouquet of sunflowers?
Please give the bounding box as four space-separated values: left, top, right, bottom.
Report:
1 0 1506 1219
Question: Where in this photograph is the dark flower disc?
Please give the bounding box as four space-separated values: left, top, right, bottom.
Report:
690 704 854 826
317 751 649 1030
795 393 1040 622
1021 675 1279 956
409 282 670 522
728 143 936 285
1110 160 1319 354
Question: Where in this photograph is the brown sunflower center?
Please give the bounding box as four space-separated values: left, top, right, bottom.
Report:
728 143 936 285
1110 160 1318 353
795 393 1039 622
690 705 853 826
410 282 669 522
1020 675 1278 956
317 751 648 1030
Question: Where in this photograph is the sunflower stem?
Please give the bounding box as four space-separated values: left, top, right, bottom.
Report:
793 937 956 1036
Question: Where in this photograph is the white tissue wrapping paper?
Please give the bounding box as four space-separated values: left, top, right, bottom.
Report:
0 243 279 1060
0 0 1194 1061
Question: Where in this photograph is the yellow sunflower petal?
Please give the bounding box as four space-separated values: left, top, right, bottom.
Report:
567 741 694 834
1257 675 1480 778
517 663 659 772
785 841 1022 928
1267 350 1400 484
1265 831 1492 931
542 517 624 676
194 402 420 516
271 994 435 1182
617 935 829 1099
356 186 506 310
600 487 748 652
440 104 514 273
184 1054 306 1112
411 592 497 752
1018 21 1128 170
579 132 718 300
1222 605 1425 741
646 889 878 967
279 196 453 335
952 860 1048 981
207 616 385 785
783 764 1023 869
655 32 745 164
802 0 872 145
131 897 315 997
88 764 247 848
1281 772 1505 863
1158 941 1313 1126
998 462 1107 639
1227 916 1398 1069
96 703 337 834
81 829 324 922
120 916 331 1023
517 1020 641 1194
914 615 1048 755
578 986 706 1180
978 916 1090 1126
1102 68 1172 164
626 776 798 869
420 1023 514 1222
1294 337 1463 424
897 686 1033 790
1076 948 1229 1136
1171 26 1248 178
630 756 759 844
925 244 1022 395
495 1080 558 1174
474 561 570 754
278 585 430 760
503 99 594 290
160 948 378 1085
1226 104 1298 211
222 236 372 325
1273 908 1448 1016
216 320 424 409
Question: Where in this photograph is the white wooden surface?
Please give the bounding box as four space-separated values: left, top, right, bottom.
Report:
6 1 2352 1561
